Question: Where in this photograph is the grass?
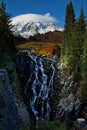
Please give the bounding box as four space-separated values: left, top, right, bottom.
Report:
20 120 68 130
16 42 59 56
36 120 67 130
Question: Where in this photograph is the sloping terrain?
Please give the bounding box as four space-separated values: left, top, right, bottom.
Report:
29 31 64 43
16 42 58 56
15 31 63 56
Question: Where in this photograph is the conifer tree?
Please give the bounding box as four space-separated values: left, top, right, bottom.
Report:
78 8 86 35
0 0 14 52
63 2 86 77
0 0 16 68
75 8 86 75
77 7 86 52
81 32 87 101
65 1 75 33
62 0 87 99
82 32 87 80
62 1 76 73
69 8 86 81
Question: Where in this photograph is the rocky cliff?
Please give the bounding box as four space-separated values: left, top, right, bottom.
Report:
0 69 19 130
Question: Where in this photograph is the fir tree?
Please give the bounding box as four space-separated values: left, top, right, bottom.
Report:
82 32 87 80
0 0 14 52
81 32 87 101
64 0 75 53
65 1 75 33
0 0 16 68
78 8 86 35
74 8 86 77
62 0 76 73
77 7 86 53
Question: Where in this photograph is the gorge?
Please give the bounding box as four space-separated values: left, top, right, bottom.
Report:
16 52 55 127
15 50 87 129
1 48 87 130
0 0 87 129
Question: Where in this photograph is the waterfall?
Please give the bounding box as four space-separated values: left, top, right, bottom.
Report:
18 53 55 127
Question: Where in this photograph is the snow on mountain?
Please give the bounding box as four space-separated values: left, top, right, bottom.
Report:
11 13 64 38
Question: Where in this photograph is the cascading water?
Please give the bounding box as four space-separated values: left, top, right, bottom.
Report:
16 52 55 127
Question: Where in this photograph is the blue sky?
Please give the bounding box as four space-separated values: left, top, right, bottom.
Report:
1 0 87 27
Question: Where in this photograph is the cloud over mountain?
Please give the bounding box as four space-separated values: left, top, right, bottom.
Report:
11 13 64 38
11 13 57 25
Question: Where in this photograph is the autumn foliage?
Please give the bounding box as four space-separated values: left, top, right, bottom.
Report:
17 42 59 56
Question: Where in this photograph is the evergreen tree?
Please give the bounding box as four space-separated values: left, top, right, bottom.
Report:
77 7 86 54
81 32 87 101
74 8 86 78
62 2 86 78
61 0 87 100
62 0 76 73
65 1 75 33
0 0 14 51
69 7 86 79
0 0 16 68
78 8 86 35
82 32 87 80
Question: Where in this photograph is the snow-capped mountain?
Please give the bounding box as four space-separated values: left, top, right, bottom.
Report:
11 14 64 38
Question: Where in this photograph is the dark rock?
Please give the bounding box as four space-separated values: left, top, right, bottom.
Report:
0 69 19 130
14 98 31 126
74 118 87 130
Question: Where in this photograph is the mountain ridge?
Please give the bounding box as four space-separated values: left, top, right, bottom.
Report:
11 14 64 39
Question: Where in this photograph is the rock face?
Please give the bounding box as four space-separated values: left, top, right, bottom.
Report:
14 98 31 127
16 53 55 126
12 21 61 39
74 118 87 130
0 69 19 130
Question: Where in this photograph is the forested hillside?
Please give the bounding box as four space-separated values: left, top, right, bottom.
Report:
28 31 64 43
62 1 87 101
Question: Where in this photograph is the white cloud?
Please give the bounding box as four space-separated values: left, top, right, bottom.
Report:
11 13 57 25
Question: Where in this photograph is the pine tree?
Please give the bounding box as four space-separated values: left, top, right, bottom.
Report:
78 8 86 35
81 32 87 101
0 0 14 52
82 32 87 80
61 1 87 99
0 0 16 68
62 1 76 73
79 9 87 101
65 1 75 33
77 7 86 54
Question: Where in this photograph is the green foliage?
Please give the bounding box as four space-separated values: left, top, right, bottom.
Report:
0 51 12 69
38 120 67 130
65 1 75 33
81 81 87 101
81 32 87 101
62 1 76 73
0 0 16 69
0 0 13 50
19 120 67 130
82 33 87 80
30 120 67 130
61 1 87 101
20 124 30 130
77 8 86 35
62 1 86 81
